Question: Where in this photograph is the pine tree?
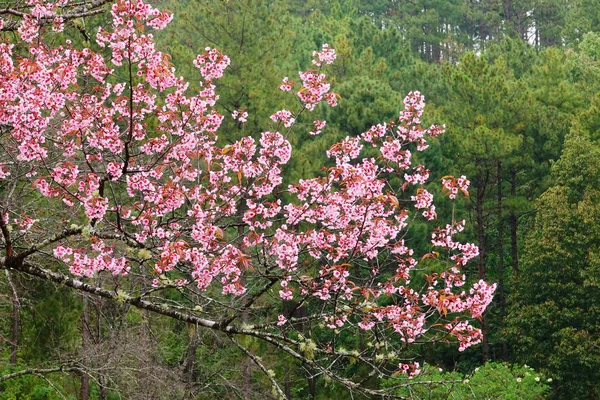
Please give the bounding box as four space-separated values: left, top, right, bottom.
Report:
507 108 600 399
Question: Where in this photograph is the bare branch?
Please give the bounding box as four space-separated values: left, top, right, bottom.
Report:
229 335 286 400
0 365 81 383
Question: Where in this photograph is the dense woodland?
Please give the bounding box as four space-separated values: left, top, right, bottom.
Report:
1 0 600 399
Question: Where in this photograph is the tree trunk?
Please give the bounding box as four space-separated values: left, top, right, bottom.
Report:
284 368 292 400
475 162 489 362
5 270 19 364
282 299 292 398
182 324 199 397
81 294 90 400
432 24 441 62
306 367 316 400
497 161 508 360
284 301 315 399
236 205 253 400
503 0 512 22
510 167 519 275
243 359 252 400
99 376 108 400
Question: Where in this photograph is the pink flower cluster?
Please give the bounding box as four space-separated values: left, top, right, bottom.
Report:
312 43 336 67
431 220 480 266
442 175 470 199
54 242 129 277
398 362 421 379
270 109 295 127
232 109 248 123
297 71 338 111
444 321 484 352
310 120 326 135
412 188 436 220
279 77 293 92
194 47 231 82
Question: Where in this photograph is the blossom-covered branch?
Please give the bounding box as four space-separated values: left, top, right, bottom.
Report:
0 0 496 396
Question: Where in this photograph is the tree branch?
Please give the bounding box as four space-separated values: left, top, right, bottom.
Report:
1 259 414 398
15 226 83 261
0 365 81 383
0 0 114 32
229 335 286 400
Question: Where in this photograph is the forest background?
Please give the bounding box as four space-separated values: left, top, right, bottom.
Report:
1 0 600 399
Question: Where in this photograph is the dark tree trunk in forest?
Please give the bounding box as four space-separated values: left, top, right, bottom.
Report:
504 0 521 39
497 161 508 360
94 281 109 400
432 23 441 62
139 263 152 400
99 376 108 400
10 298 18 364
241 315 252 396
516 12 527 41
433 41 440 62
503 0 512 21
5 271 19 364
182 324 199 396
283 301 316 399
283 300 292 399
236 204 253 400
475 161 489 362
306 368 316 399
422 5 429 62
478 0 490 51
81 294 90 400
510 168 519 275
284 370 292 399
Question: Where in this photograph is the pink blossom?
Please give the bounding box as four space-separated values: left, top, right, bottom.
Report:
312 43 336 67
279 77 293 92
270 109 295 127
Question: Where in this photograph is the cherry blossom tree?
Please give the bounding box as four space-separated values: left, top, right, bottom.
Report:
0 1 495 397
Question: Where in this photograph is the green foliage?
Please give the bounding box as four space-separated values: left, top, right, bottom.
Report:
383 362 550 399
507 127 600 399
0 363 74 400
